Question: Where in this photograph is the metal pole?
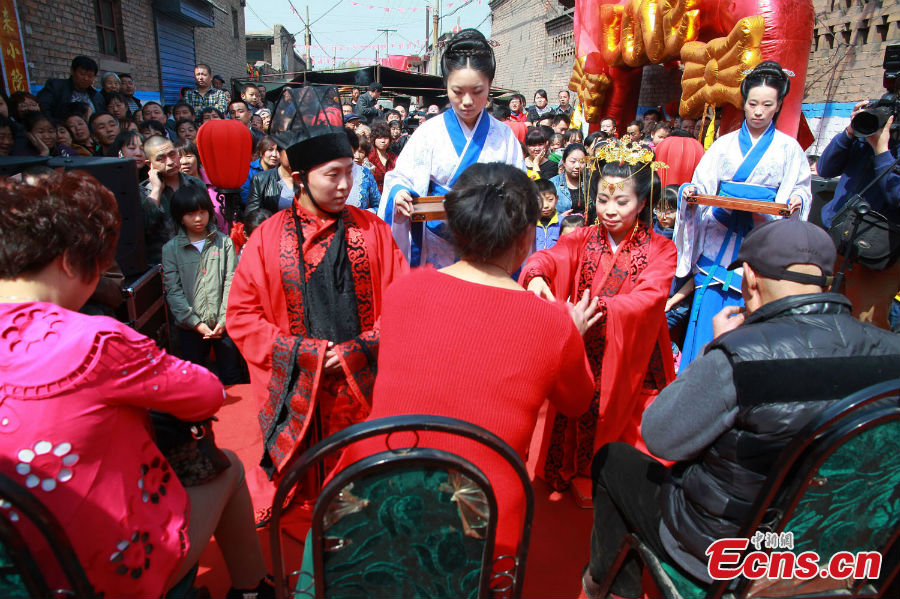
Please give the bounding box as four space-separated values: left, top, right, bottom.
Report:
377 28 397 70
305 5 311 71
432 2 439 75
425 5 430 62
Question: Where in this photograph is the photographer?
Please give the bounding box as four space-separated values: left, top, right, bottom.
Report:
817 103 898 329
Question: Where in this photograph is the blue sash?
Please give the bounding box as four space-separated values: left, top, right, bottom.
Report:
691 122 777 325
409 109 491 265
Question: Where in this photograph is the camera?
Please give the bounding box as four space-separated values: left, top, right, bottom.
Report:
850 44 900 138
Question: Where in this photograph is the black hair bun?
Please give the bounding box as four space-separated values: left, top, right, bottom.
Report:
441 29 496 82
741 60 790 101
444 162 539 261
444 28 491 55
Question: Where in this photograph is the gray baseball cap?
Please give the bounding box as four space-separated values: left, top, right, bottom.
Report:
727 219 836 286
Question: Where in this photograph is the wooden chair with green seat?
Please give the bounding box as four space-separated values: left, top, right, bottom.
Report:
269 414 535 599
596 379 900 599
0 471 97 598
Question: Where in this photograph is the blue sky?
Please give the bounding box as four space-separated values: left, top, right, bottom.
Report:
244 0 492 69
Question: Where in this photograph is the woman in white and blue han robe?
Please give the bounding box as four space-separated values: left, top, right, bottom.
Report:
377 29 525 268
674 61 812 370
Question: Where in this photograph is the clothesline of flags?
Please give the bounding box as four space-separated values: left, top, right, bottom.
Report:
295 41 427 52
347 0 483 12
307 56 381 65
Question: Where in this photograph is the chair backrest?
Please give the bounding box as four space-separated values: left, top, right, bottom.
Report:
0 472 96 598
710 380 900 599
270 415 534 599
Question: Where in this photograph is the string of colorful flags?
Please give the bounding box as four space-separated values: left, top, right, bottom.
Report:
295 41 426 52
348 0 483 12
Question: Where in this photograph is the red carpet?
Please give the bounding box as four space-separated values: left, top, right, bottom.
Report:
197 385 594 598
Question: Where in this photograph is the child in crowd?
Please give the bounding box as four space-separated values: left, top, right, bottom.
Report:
652 184 678 239
161 186 245 385
548 132 565 163
354 135 375 170
563 128 583 146
560 214 584 236
19 111 75 156
175 139 228 234
525 127 558 180
535 178 562 251
659 186 692 360
243 208 272 239
234 207 274 259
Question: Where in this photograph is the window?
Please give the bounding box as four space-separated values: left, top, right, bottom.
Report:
232 8 239 38
95 0 126 61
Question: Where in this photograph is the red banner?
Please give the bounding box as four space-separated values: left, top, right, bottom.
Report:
0 0 29 94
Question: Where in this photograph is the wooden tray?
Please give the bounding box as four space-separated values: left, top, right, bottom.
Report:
687 194 791 217
410 196 446 222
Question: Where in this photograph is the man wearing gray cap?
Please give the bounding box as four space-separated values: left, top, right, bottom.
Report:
583 219 900 598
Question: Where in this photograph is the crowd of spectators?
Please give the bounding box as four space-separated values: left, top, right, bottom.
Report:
1 45 898 599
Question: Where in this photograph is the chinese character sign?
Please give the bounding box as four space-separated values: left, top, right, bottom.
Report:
0 0 28 95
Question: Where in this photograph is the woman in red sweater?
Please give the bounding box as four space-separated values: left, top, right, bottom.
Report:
340 162 599 558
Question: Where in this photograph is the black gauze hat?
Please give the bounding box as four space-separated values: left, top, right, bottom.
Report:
727 219 836 286
271 85 353 173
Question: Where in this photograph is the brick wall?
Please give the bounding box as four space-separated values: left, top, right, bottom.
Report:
805 0 900 104
19 0 103 84
489 0 576 101
118 0 161 95
636 64 683 115
19 0 246 98
18 0 160 94
193 0 246 82
803 0 900 152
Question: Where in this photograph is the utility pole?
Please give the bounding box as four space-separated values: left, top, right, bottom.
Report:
432 1 439 75
305 5 311 71
377 28 397 58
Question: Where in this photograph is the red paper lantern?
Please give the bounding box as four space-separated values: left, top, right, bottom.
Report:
196 119 253 190
653 135 705 188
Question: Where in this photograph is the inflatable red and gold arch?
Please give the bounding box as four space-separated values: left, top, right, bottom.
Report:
569 0 814 139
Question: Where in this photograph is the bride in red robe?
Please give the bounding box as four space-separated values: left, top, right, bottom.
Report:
520 142 676 495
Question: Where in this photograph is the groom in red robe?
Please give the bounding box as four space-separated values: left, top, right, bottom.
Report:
228 87 407 481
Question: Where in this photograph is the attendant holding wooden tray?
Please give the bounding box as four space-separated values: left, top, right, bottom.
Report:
673 61 812 370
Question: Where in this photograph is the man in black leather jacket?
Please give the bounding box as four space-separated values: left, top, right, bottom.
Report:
583 220 900 599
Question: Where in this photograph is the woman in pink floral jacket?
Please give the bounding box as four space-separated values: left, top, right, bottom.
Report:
0 172 270 599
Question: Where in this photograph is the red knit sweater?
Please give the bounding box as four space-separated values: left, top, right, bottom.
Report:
346 267 594 552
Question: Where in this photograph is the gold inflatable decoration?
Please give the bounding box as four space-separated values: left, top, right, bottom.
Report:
678 16 765 118
569 0 814 138
569 56 612 124
600 0 701 68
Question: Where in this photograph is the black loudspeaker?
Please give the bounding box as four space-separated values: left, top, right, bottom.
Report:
0 156 50 176
48 156 148 277
118 265 169 350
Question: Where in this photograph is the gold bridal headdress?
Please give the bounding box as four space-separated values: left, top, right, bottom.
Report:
586 139 668 191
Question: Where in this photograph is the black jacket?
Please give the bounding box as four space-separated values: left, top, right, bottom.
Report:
245 169 284 215
37 77 106 118
662 292 900 565
354 92 381 122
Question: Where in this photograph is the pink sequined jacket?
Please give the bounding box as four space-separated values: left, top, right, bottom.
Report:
0 301 225 598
